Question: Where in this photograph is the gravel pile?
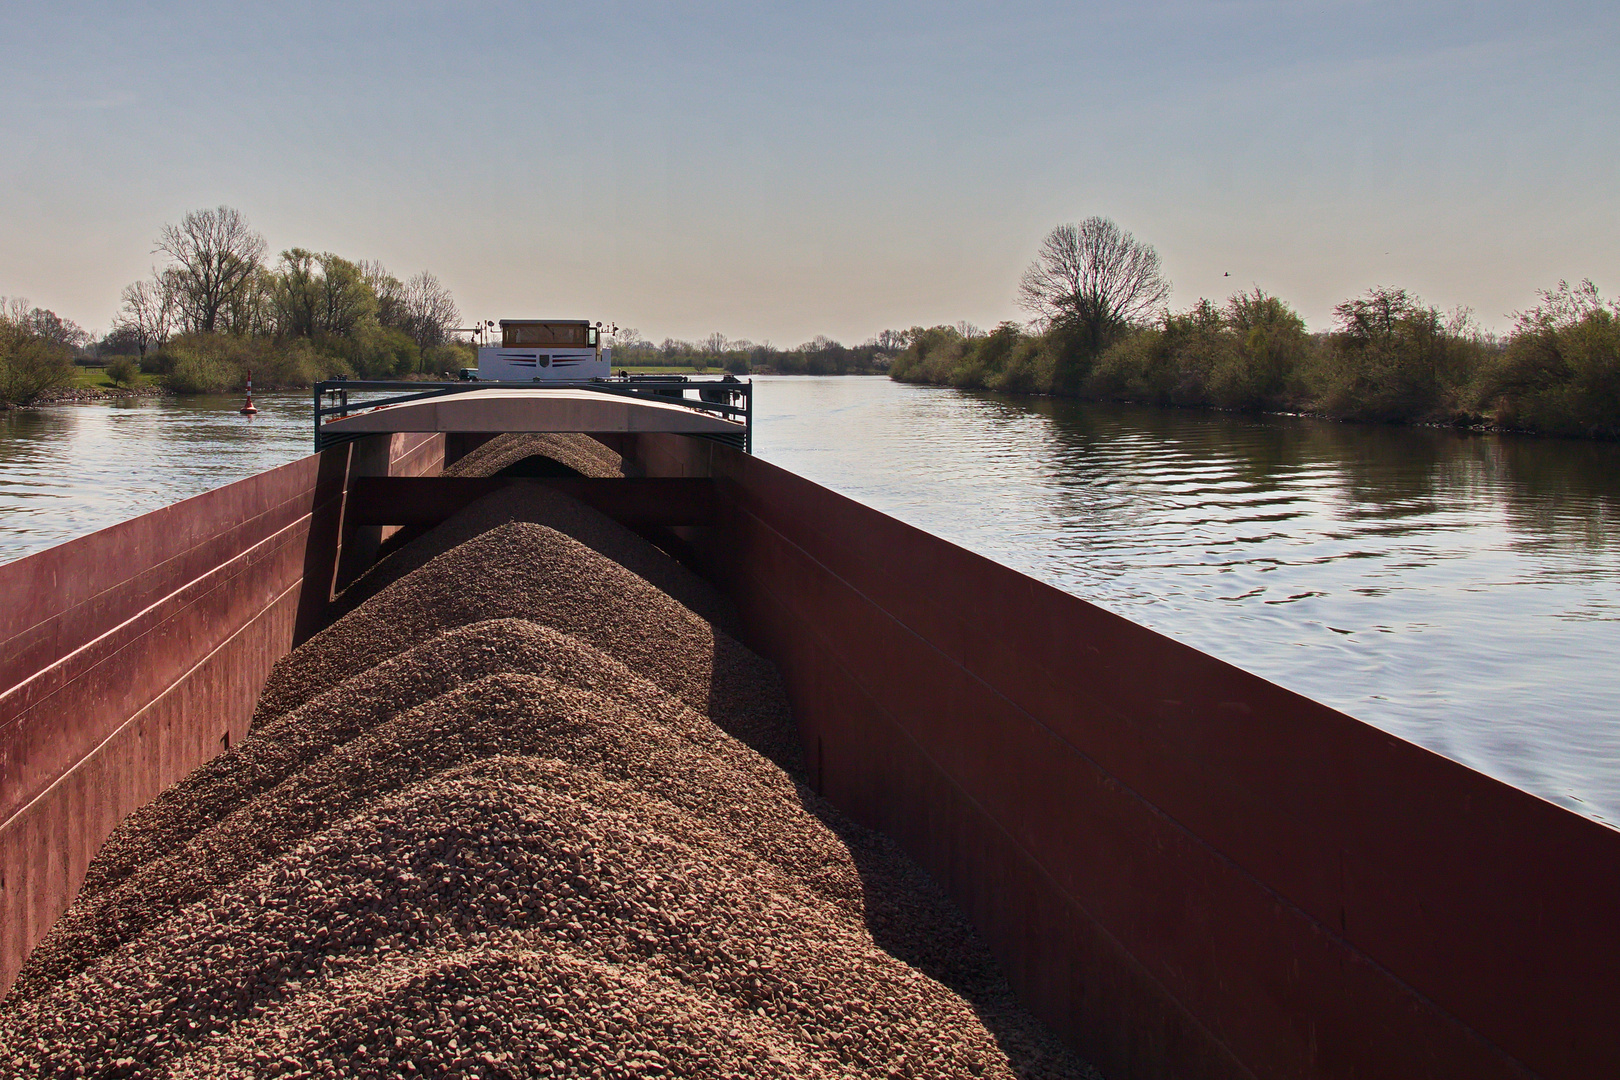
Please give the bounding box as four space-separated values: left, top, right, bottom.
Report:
330 484 737 633
255 522 791 766
444 433 627 480
0 491 1096 1080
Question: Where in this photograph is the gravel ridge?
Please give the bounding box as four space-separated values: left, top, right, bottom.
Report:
253 522 796 768
443 433 627 481
329 484 736 632
14 621 785 1001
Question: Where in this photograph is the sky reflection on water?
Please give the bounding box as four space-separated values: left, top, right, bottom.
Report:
752 377 1620 826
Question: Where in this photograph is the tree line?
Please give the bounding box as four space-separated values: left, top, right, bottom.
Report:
609 329 900 376
890 217 1620 440
1 206 471 405
108 205 469 393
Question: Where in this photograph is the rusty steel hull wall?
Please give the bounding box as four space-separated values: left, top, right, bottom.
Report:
0 432 443 998
630 431 1620 1080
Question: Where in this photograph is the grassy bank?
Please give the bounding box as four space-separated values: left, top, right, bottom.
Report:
69 365 164 391
3 314 476 407
139 331 476 394
890 282 1620 440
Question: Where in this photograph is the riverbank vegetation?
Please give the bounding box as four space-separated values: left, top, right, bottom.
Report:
103 206 472 394
0 299 86 406
16 203 897 401
891 218 1620 440
608 330 897 375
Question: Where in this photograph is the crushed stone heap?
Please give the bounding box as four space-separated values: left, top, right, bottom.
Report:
444 432 628 481
0 486 1096 1080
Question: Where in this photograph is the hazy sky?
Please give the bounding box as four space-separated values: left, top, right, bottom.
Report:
2 1 1616 344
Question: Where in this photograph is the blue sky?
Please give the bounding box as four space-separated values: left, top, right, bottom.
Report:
2 1 1616 343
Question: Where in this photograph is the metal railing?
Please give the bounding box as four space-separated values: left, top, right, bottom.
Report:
312 375 752 454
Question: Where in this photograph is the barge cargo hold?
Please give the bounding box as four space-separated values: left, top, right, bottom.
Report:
2 391 1618 1078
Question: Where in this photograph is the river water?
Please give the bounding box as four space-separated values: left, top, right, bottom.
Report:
4 378 1619 825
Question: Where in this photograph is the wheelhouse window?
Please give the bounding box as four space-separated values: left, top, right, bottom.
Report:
501 321 593 347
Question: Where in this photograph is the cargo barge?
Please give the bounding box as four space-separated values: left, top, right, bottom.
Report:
1 374 1617 1078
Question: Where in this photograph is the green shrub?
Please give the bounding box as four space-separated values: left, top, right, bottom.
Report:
1212 290 1310 410
154 331 349 392
0 336 76 405
255 338 345 387
1089 292 1307 411
334 322 418 378
885 275 1620 440
889 326 967 385
988 334 1052 395
957 323 1022 388
165 354 240 394
1479 280 1620 437
422 341 475 377
1308 287 1482 423
104 356 140 387
893 317 1154 398
156 334 249 393
0 304 77 405
1094 301 1229 406
1036 319 1106 395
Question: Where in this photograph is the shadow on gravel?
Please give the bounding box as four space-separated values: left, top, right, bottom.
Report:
701 642 1097 1080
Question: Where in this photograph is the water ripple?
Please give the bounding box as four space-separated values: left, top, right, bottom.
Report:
753 377 1620 828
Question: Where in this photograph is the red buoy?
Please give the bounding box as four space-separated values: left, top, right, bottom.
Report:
239 369 258 416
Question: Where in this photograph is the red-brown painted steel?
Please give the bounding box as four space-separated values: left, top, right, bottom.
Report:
0 432 444 998
630 431 1618 1080
331 432 446 592
345 476 718 528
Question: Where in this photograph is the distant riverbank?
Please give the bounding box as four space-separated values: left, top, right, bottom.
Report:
891 281 1620 442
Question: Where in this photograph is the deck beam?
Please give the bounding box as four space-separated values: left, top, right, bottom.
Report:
343 476 717 528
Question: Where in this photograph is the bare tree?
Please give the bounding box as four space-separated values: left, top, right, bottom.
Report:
1018 218 1169 347
114 275 175 358
225 267 275 337
875 328 913 352
21 308 89 352
1332 286 1425 343
400 271 460 348
155 206 267 333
